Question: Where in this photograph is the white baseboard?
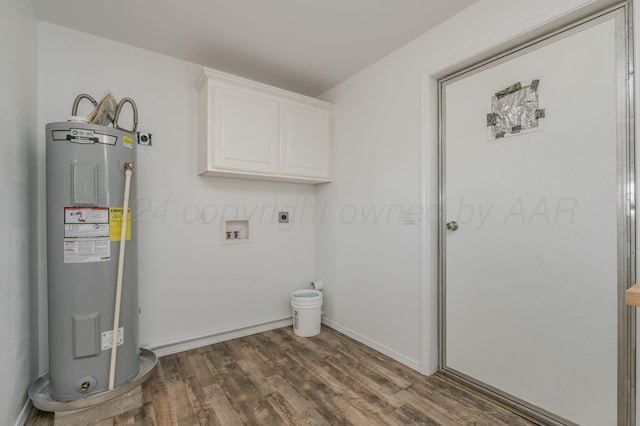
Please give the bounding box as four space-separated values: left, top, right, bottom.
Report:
321 317 422 372
15 399 32 426
146 316 293 357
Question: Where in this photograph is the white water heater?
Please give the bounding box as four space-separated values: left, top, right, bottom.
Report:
45 121 139 401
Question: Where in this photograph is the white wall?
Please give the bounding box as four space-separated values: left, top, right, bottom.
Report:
0 1 38 425
37 23 317 354
317 0 613 374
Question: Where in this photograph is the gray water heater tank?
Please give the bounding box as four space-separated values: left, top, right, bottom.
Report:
46 121 139 401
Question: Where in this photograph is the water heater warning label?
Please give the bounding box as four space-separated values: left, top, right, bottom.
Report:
64 238 110 263
101 327 124 350
109 208 131 242
64 207 111 263
65 207 109 224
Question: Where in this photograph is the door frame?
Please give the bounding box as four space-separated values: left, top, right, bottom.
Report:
436 3 636 425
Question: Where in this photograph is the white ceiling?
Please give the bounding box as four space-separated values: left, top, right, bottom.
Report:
30 0 478 96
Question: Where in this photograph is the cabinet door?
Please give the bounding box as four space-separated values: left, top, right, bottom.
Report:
213 86 278 174
279 104 332 180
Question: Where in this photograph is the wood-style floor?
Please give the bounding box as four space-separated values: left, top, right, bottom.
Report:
26 326 536 425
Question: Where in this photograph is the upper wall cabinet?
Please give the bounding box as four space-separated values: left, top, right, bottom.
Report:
196 68 333 184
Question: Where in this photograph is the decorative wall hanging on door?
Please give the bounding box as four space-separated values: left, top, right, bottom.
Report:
487 79 545 139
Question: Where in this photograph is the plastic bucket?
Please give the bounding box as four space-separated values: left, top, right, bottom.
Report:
291 290 323 337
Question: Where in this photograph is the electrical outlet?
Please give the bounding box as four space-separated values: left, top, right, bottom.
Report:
279 211 289 223
199 209 207 224
137 132 152 146
401 208 417 225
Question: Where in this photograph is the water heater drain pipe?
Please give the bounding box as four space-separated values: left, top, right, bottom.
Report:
108 162 134 391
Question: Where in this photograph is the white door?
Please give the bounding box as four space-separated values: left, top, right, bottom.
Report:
440 7 633 426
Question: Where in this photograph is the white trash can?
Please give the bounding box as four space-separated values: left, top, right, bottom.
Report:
291 289 323 337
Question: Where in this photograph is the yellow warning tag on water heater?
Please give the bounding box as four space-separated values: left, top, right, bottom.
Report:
109 208 132 241
122 135 133 149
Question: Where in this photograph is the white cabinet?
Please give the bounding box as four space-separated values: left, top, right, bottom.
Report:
196 68 333 184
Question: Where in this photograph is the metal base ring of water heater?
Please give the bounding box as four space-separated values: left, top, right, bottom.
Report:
28 348 157 412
